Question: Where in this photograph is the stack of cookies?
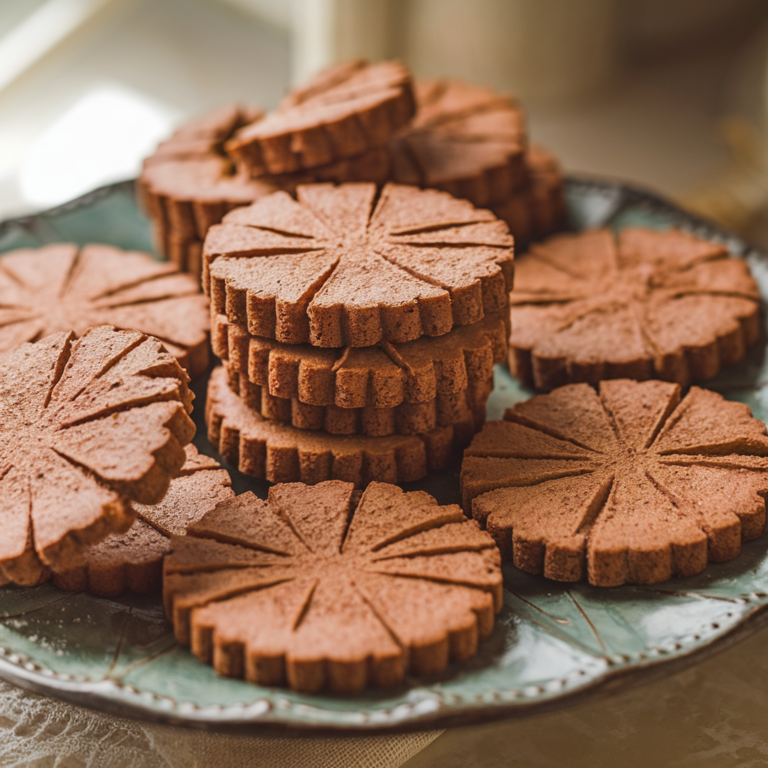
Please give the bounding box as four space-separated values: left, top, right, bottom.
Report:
138 59 565 278
204 181 513 487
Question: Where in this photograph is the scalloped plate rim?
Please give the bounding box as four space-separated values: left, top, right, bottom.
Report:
0 175 766 735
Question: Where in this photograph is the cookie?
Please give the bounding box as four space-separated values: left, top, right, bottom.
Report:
0 326 195 586
224 363 486 437
391 78 527 207
51 446 234 597
225 60 415 177
137 103 271 241
492 145 567 248
152 222 204 279
204 182 514 347
206 366 472 485
0 243 210 377
140 155 283 243
212 312 505 408
164 480 502 692
509 228 760 389
526 144 567 238
461 379 768 586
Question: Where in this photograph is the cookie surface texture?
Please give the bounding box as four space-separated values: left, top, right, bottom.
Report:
52 446 234 597
509 228 760 389
461 379 768 586
164 480 502 693
0 326 195 585
0 243 211 376
204 182 514 347
212 312 506 409
225 60 415 177
206 366 469 485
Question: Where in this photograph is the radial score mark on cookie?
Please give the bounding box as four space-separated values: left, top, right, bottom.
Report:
164 481 502 693
0 244 211 377
509 228 760 389
461 379 768 587
0 326 195 587
203 182 514 347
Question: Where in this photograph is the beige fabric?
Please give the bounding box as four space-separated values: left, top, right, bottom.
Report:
403 622 768 768
0 681 441 768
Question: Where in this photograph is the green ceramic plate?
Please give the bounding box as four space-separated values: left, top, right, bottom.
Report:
1 178 768 735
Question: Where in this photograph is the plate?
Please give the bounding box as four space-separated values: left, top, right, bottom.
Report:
1 177 768 735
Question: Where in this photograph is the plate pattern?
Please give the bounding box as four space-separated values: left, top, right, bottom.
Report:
0 178 768 734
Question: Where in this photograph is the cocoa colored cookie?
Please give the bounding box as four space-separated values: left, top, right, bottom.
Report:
509 228 760 389
461 379 768 586
148 103 263 160
391 78 527 207
0 243 210 377
225 60 415 177
212 311 506 408
0 326 195 586
164 480 502 692
492 145 567 248
151 221 204 278
224 363 486 437
52 446 234 597
206 366 473 485
138 103 274 243
204 182 514 347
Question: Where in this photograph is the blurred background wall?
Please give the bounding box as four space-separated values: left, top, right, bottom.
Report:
2 0 768 242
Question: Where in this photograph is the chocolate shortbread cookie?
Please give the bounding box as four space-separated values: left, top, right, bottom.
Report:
225 60 415 177
0 326 195 585
164 480 502 692
151 222 205 278
204 182 514 347
52 446 234 597
492 145 567 248
391 78 527 207
510 228 760 389
212 312 505 408
207 367 472 485
461 379 768 586
225 364 486 437
0 244 210 376
138 103 274 243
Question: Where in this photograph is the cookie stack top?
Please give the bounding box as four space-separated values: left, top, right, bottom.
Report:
204 180 513 487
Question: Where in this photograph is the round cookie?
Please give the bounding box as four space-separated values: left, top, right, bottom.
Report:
52 446 234 597
0 243 210 376
224 363 486 437
390 78 527 206
138 104 273 244
0 326 195 586
509 228 760 389
492 145 567 249
461 379 768 586
203 182 514 347
206 366 473 485
164 480 502 693
225 60 415 177
212 312 506 409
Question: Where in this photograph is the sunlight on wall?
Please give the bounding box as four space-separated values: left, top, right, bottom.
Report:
18 83 179 207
